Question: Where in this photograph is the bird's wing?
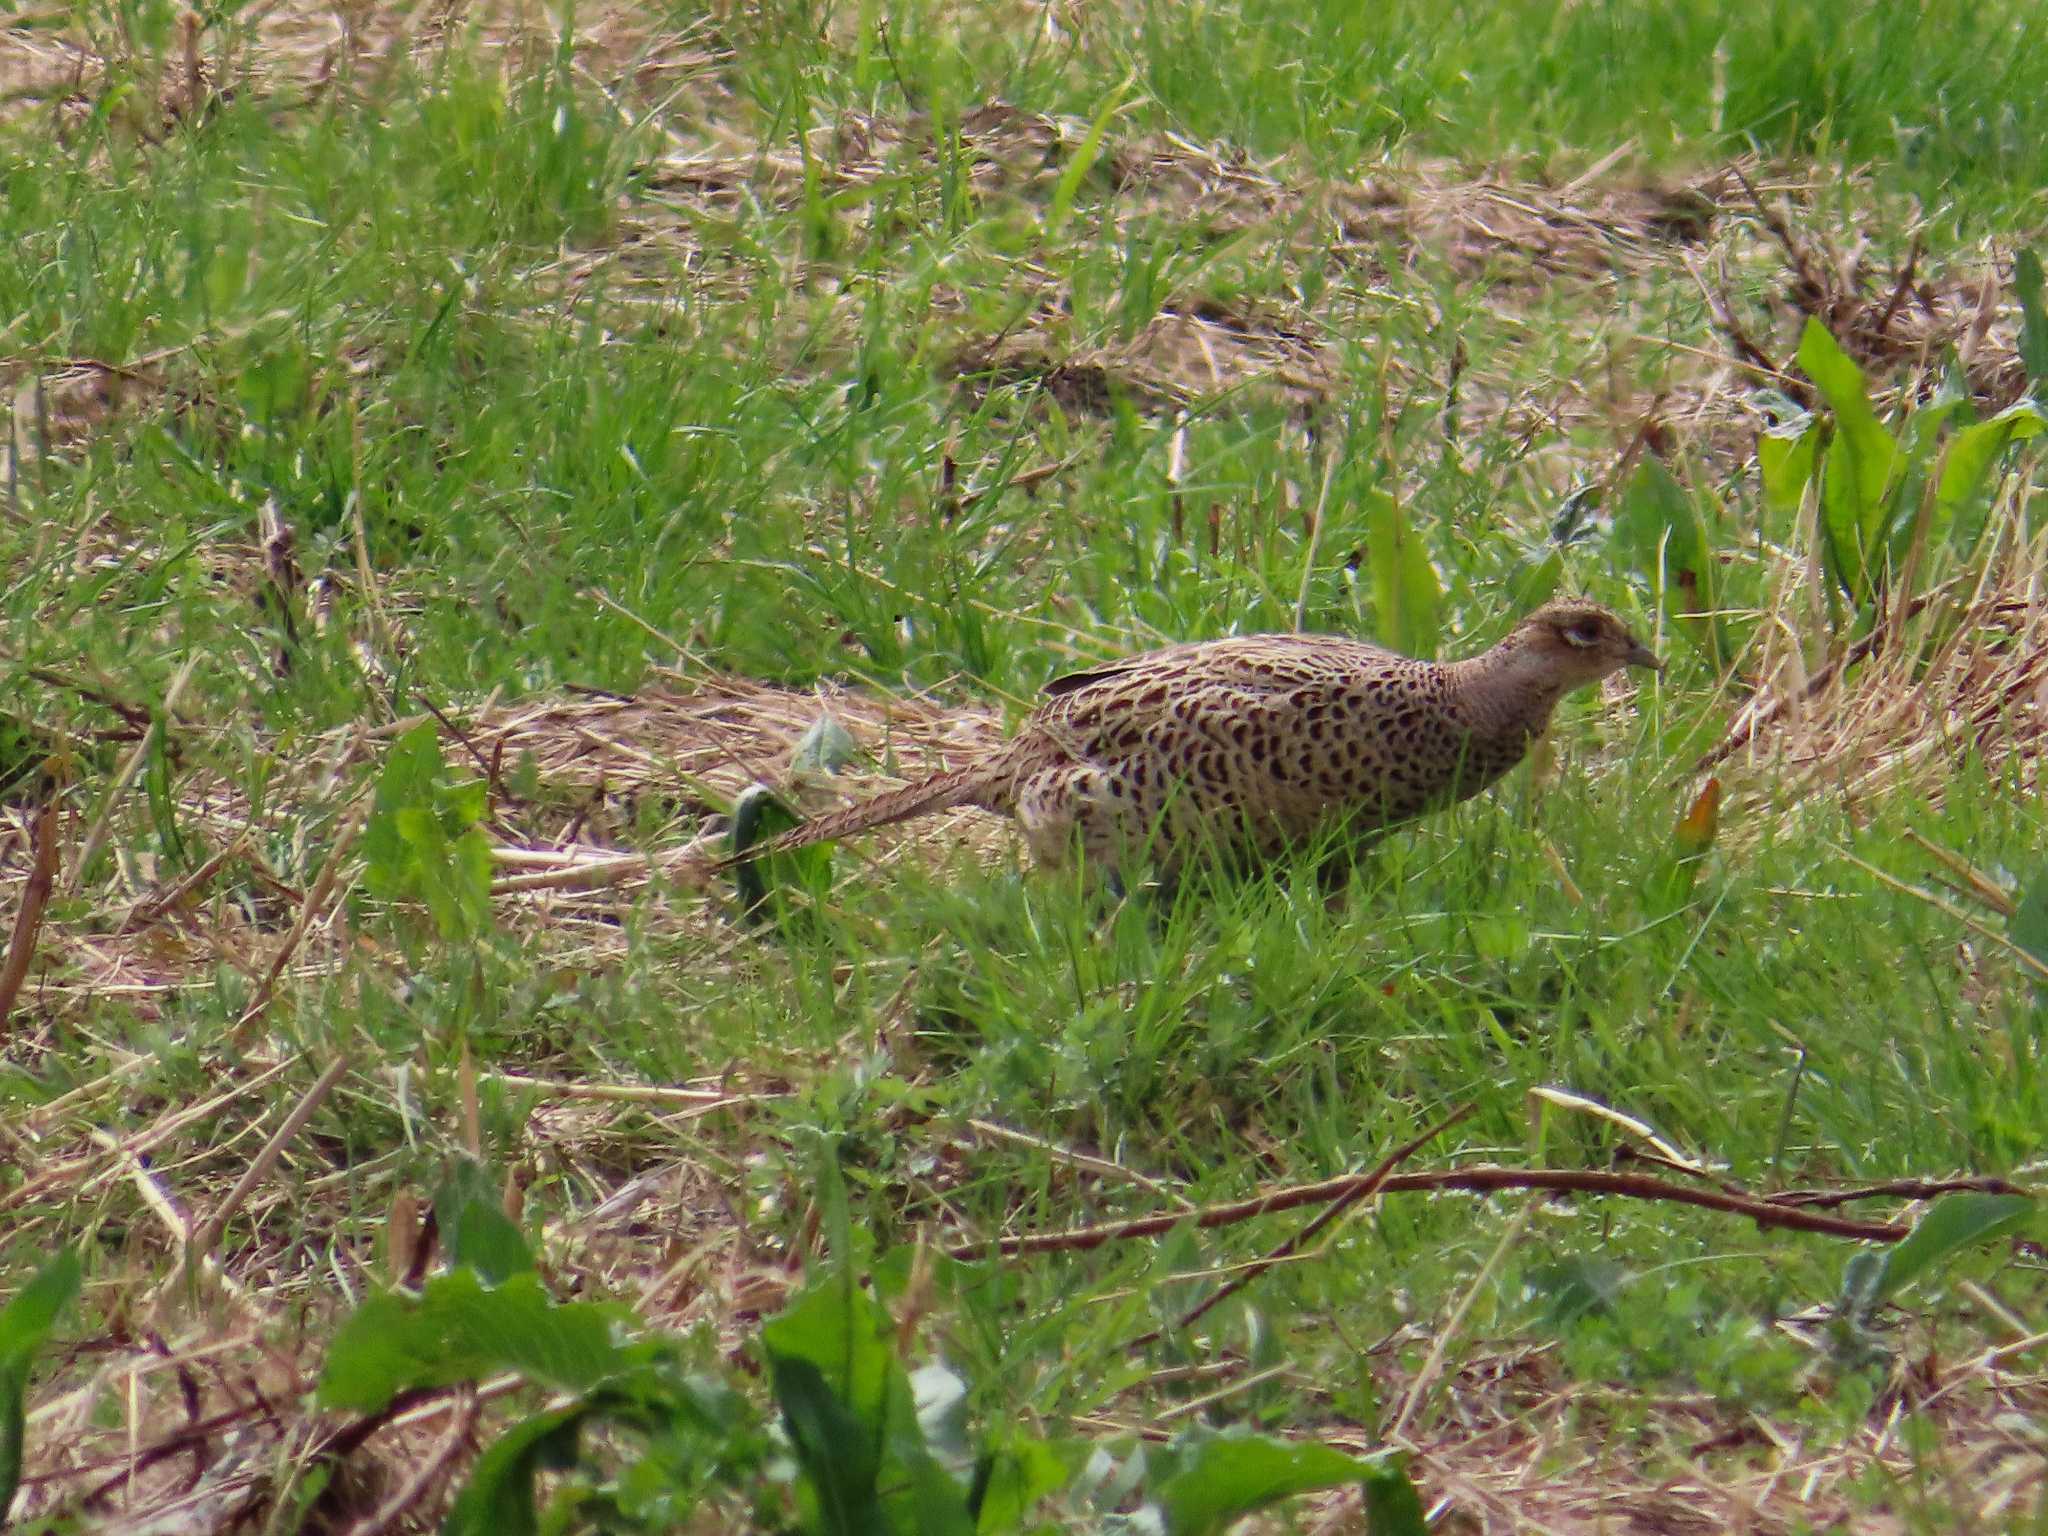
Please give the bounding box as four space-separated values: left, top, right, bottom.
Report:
1039 634 1394 699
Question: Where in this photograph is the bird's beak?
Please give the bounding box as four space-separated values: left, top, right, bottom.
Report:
1625 640 1663 673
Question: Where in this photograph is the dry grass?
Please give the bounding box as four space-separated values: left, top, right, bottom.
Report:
0 668 1006 1017
7 604 2048 1531
6 5 2048 1533
1706 531 2048 822
1347 1341 2048 1535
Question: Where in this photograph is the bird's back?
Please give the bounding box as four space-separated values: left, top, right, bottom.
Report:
990 633 1512 865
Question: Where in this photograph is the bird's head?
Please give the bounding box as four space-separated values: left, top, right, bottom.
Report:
1506 599 1662 687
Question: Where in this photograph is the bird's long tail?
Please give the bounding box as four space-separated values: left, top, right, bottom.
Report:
714 763 993 870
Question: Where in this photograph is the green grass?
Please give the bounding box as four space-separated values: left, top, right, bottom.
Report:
3 0 2047 1527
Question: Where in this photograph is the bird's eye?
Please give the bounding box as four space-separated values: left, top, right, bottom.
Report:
1563 621 1601 647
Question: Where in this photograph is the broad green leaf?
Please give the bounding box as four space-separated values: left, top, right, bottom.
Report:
763 1275 962 1535
1872 1193 2034 1308
144 718 187 870
1365 489 1441 658
442 1403 590 1536
1838 1249 1889 1325
1150 1429 1377 1536
971 1437 1073 1532
2016 249 2048 383
0 1250 82 1524
900 1443 977 1536
317 1270 648 1413
363 722 444 887
1614 462 1727 667
1796 318 1898 522
1547 485 1603 549
363 722 494 943
1797 319 1899 599
1360 1452 1429 1536
1937 401 2045 518
1504 548 1563 614
1758 419 1821 517
789 711 863 778
770 1356 890 1536
434 1161 534 1285
759 1280 906 1444
1527 1255 1626 1327
1885 382 1972 566
1900 378 1970 461
728 783 833 928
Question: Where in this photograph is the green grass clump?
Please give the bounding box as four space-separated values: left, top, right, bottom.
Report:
2 1 2046 1528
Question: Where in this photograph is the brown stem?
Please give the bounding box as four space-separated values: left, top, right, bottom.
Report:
1768 1175 2031 1211
1127 1105 1476 1350
0 797 61 1039
1690 585 1951 773
945 1164 1932 1263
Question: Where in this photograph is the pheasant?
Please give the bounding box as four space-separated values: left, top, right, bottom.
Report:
728 599 1660 881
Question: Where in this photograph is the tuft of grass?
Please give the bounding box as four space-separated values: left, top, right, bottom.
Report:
2 0 2046 1528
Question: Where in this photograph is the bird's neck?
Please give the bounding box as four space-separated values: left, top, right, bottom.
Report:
1444 645 1569 743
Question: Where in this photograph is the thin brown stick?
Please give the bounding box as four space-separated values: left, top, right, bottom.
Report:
0 797 60 1038
970 1118 1189 1205
1873 237 1922 343
417 694 512 807
1842 849 2048 987
1679 251 1794 396
462 1070 785 1109
234 795 370 1039
120 831 249 932
1734 164 1828 308
342 1385 479 1536
489 851 656 895
186 1055 351 1270
1387 1194 1536 1442
67 651 202 896
945 1165 1930 1262
587 586 696 666
1127 1105 1475 1349
0 1057 298 1214
1615 392 1671 486
1769 1174 2032 1211
1691 583 1955 772
25 667 151 731
74 1395 286 1510
1290 447 1339 633
1901 830 2016 918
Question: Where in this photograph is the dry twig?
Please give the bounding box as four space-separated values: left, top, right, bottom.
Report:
0 796 61 1037
1126 1104 1475 1349
66 651 201 896
234 795 371 1038
185 1054 352 1271
944 1164 1937 1262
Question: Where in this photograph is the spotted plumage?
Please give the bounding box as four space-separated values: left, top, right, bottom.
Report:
728 600 1660 879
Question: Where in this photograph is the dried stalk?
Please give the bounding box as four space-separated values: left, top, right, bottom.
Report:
945 1164 1930 1262
1127 1104 1475 1350
186 1055 352 1270
0 797 61 1038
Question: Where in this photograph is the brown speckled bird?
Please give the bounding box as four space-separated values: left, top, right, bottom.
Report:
732 600 1660 881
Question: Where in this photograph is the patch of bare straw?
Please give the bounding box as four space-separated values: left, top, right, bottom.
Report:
468 669 1012 897
0 662 1013 1029
1288 1332 2045 1534
0 0 730 135
1703 512 2047 833
1696 170 2036 412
